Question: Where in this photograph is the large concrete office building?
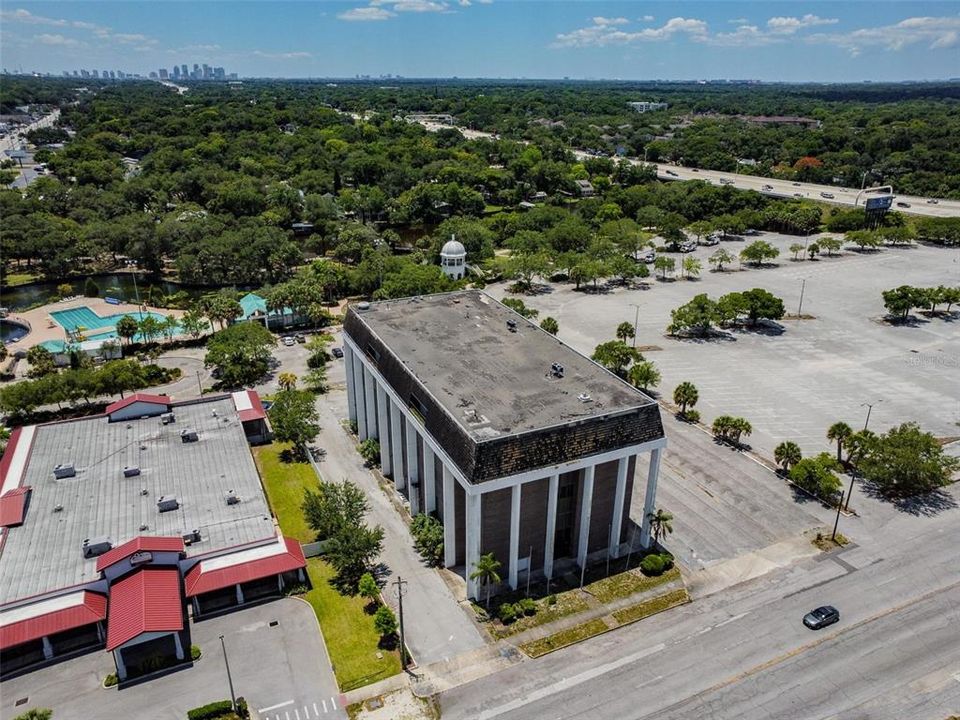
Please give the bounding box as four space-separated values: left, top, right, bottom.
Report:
343 290 666 599
0 391 305 681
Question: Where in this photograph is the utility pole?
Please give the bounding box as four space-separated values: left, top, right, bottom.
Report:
392 576 408 670
861 400 881 431
630 303 641 348
196 370 203 396
219 635 237 712
797 278 806 317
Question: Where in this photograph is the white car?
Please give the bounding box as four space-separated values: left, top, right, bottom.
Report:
820 192 835 199
282 336 295 346
699 235 720 246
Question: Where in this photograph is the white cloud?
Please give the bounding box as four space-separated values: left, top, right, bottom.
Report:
728 17 748 24
112 32 157 45
372 0 451 12
767 14 837 35
592 16 629 27
338 6 395 21
640 15 654 22
554 16 707 47
34 33 81 46
253 50 312 59
708 24 780 47
458 0 471 6
808 15 960 54
1 8 67 26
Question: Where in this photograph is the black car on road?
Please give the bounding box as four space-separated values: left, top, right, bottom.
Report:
803 605 839 630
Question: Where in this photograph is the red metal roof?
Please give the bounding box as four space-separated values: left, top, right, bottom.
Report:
236 390 267 423
104 393 170 416
1 592 107 650
0 486 32 527
0 426 24 486
106 567 183 651
184 537 306 597
96 536 185 572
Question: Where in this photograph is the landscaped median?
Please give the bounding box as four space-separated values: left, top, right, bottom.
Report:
519 588 690 659
253 442 402 691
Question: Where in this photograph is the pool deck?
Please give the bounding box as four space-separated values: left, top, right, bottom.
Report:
4 296 185 350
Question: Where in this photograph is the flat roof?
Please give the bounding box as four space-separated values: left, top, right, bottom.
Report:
348 290 655 441
0 396 275 606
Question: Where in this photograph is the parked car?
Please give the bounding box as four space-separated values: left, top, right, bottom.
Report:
803 605 840 630
332 347 344 358
294 333 306 343
744 228 760 236
719 178 734 185
897 201 911 208
665 169 678 177
762 184 774 191
820 192 835 199
633 249 656 263
699 235 720 246
691 168 699 172
792 182 801 186
793 193 804 198
679 241 697 253
282 336 295 346
926 199 939 205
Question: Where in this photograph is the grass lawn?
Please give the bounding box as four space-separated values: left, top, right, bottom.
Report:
612 588 690 625
520 618 609 658
253 442 318 543
303 558 402 692
584 566 680 604
490 590 590 639
2 272 41 287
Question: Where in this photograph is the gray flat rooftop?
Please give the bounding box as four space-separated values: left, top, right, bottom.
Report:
0 396 274 605
352 290 654 440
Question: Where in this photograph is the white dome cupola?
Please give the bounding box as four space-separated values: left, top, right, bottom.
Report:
439 235 467 280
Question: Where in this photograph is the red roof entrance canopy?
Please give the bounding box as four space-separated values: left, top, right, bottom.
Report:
104 393 170 416
96 536 185 573
184 537 305 597
0 592 107 650
106 567 183 651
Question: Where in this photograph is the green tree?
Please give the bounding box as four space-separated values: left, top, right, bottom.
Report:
373 604 398 640
137 315 163 344
738 288 786 325
302 480 370 542
268 389 320 452
628 360 661 391
591 340 639 376
819 237 842 256
326 523 385 592
789 242 805 260
539 316 559 335
358 572 380 607
179 307 210 339
278 372 298 391
115 315 139 345
774 441 802 471
13 709 53 720
826 421 853 464
807 242 820 260
204 322 275 387
673 381 699 414
653 255 675 279
668 294 718 336
26 346 57 378
858 423 960 497
882 286 926 321
846 230 883 251
83 277 100 297
739 240 780 267
470 552 502 609
646 508 674 546
410 513 445 567
681 256 701 279
790 453 843 500
615 321 635 343
501 297 538 319
358 438 381 466
708 248 735 271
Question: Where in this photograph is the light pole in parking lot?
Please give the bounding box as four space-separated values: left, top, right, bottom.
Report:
219 635 237 712
630 303 641 348
842 400 884 513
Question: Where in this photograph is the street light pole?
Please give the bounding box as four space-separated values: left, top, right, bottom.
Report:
861 400 881 431
392 576 408 670
630 303 641 348
219 635 237 712
797 278 806 317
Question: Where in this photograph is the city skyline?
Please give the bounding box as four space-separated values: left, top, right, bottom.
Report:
1 1 958 82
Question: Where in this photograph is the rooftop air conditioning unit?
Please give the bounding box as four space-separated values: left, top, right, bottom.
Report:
123 466 141 478
578 393 593 403
82 536 113 559
226 490 240 506
182 528 201 545
53 463 76 479
507 319 517 333
180 429 199 443
160 412 175 425
157 495 179 512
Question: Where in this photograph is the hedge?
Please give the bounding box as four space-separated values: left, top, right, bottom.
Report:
187 700 233 720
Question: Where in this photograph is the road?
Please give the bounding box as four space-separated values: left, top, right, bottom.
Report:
407 118 959 217
440 483 960 720
0 108 60 155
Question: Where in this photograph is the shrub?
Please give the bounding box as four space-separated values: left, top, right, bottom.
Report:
190 644 201 661
410 513 444 567
659 553 674 571
104 673 119 687
187 700 234 720
640 554 666 577
518 598 537 616
683 409 701 423
236 697 249 719
374 605 398 638
546 594 558 606
357 438 380 467
499 602 517 624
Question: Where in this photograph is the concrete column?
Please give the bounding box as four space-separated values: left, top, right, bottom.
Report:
42 636 54 660
278 574 284 593
609 457 629 559
236 584 245 605
363 366 377 440
298 568 305 582
640 448 662 549
390 402 404 489
544 474 559 580
443 465 457 568
508 483 521 590
577 465 595 568
406 417 420 514
376 384 391 475
344 344 357 423
173 632 184 661
353 352 368 440
465 490 482 599
423 445 436 514
192 597 200 617
114 649 128 681
96 622 104 643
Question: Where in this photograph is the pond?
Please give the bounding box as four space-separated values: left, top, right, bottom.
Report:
0 273 207 312
0 318 30 344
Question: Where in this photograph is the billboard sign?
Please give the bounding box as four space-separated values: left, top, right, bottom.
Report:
865 195 894 211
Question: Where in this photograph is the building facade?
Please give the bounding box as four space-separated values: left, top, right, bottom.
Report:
342 291 666 599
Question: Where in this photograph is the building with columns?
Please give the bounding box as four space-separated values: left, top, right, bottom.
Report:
343 290 666 600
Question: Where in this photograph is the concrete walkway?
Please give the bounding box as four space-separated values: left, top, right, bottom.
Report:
312 386 486 667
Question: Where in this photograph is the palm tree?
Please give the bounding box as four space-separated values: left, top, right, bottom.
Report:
615 321 635 343
278 372 298 391
731 417 752 445
826 422 853 463
673 381 699 415
628 360 661 391
774 441 802 471
162 314 179 343
470 552 502 609
646 508 674 547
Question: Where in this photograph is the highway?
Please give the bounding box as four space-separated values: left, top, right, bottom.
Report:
440 487 960 720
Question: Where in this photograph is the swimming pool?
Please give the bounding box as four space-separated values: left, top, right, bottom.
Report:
50 306 179 342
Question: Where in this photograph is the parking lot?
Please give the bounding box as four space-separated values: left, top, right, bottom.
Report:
0 599 343 720
488 233 960 460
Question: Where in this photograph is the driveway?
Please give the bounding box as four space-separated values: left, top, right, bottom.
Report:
0 599 343 720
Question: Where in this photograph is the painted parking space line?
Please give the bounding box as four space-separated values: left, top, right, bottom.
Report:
314 702 319 715
259 700 295 713
322 699 327 712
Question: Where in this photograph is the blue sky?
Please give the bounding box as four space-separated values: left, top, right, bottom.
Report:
2 2 958 81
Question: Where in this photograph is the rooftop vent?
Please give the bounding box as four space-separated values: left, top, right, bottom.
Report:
226 490 240 505
160 412 175 425
211 409 218 418
139 524 149 531
578 393 593 403
551 362 565 378
82 536 113 559
123 466 141 478
53 504 63 513
140 488 149 496
157 495 179 512
357 301 371 312
53 464 76 479
180 429 199 443
507 319 518 333
182 528 201 545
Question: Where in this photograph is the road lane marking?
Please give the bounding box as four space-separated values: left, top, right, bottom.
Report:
259 701 294 713
295 708 300 720
331 696 337 709
313 702 319 715
715 612 748 628
477 643 666 719
322 700 327 712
